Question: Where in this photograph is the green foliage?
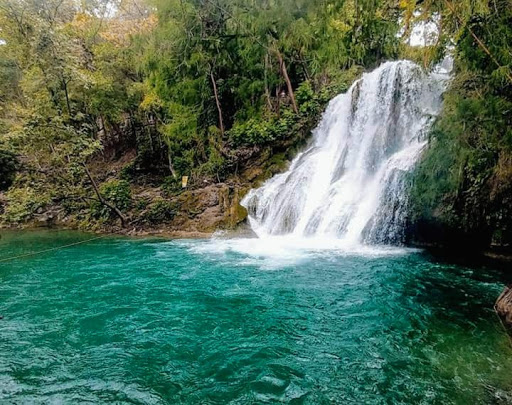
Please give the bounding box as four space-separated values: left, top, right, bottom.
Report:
264 153 289 178
229 117 278 146
91 180 132 220
142 198 175 224
2 187 50 223
0 0 160 223
409 0 512 245
120 162 137 181
142 0 400 167
410 127 463 223
193 147 228 181
227 67 363 148
228 109 300 146
0 0 399 189
0 150 18 191
296 81 318 113
161 176 181 196
101 180 132 210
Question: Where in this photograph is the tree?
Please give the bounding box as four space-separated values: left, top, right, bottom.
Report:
0 0 404 226
0 0 153 226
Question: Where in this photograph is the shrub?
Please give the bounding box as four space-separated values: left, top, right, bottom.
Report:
161 176 181 197
195 148 227 180
120 162 137 181
228 109 300 147
228 117 275 146
142 199 175 224
91 179 132 220
0 150 18 191
3 187 49 223
100 180 132 210
295 80 315 105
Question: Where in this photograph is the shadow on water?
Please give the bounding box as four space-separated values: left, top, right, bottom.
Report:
391 252 512 404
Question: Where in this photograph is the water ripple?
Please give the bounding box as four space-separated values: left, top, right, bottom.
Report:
0 231 511 403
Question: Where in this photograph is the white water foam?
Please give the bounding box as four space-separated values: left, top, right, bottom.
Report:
175 236 415 271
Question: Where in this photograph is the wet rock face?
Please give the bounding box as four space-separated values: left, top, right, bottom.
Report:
495 285 512 334
170 184 248 233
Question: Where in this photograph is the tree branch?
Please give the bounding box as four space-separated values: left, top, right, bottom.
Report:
444 0 512 84
82 164 126 227
209 68 225 137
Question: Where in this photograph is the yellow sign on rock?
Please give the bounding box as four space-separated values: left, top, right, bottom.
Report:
182 176 189 188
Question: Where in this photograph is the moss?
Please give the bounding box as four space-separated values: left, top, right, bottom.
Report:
233 203 248 224
409 62 512 250
264 153 288 177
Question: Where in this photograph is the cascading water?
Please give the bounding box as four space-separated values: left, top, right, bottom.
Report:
242 60 451 246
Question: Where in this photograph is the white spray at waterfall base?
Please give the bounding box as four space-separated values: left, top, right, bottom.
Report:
242 60 451 248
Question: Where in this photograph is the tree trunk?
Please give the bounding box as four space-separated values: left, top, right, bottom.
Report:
168 151 177 179
62 79 71 116
147 125 155 152
264 53 273 112
275 86 281 118
444 0 512 84
275 50 298 114
300 57 311 81
83 164 127 227
210 70 225 138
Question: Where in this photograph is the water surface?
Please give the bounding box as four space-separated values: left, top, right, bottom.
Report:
1 230 511 404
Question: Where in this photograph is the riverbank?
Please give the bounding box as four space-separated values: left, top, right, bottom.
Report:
0 223 214 240
0 178 252 240
3 220 512 265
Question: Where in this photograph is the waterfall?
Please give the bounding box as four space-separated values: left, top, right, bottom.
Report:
242 60 450 246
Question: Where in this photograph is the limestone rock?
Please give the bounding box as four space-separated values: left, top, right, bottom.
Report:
495 285 512 334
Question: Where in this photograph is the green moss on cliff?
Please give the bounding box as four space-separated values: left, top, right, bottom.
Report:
409 4 512 251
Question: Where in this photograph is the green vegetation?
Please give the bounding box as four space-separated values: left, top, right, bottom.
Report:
0 0 510 250
0 0 399 229
139 0 399 181
91 180 132 220
0 149 18 191
141 199 176 225
406 0 512 250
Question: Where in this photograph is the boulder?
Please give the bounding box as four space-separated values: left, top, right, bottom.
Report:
495 285 512 334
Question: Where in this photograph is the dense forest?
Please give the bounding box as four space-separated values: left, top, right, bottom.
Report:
0 0 510 252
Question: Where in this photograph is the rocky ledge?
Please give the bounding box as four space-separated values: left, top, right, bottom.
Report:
495 286 512 335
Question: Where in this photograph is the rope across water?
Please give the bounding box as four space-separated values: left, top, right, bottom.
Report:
0 235 106 263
